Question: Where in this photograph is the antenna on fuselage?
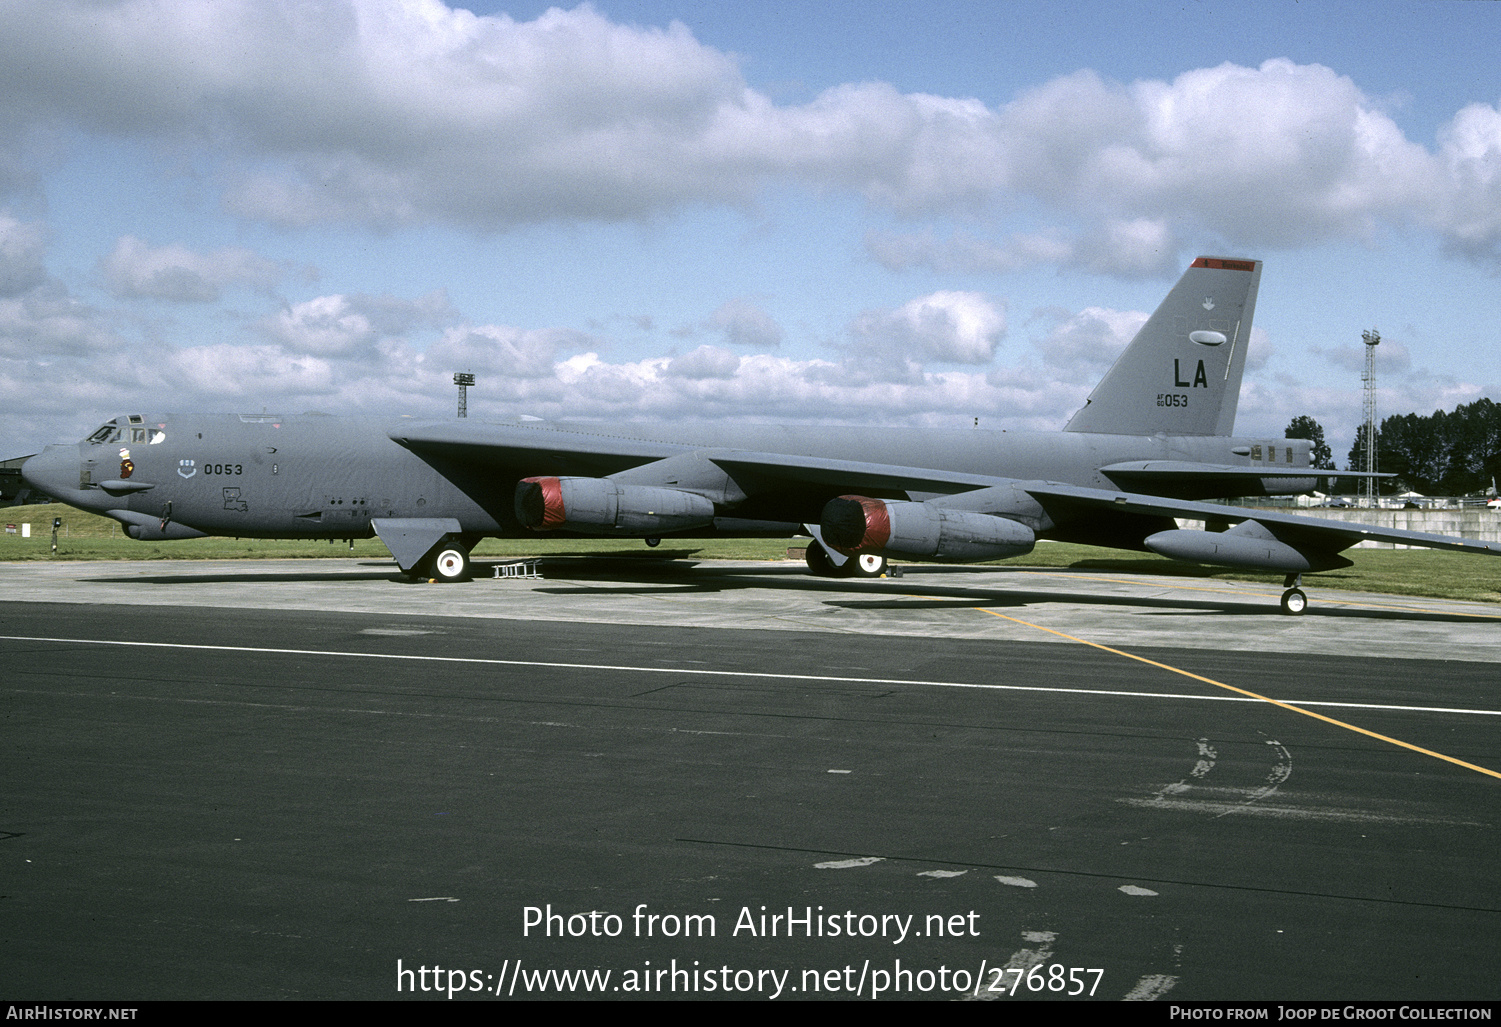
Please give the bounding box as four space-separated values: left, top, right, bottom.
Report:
454 371 475 419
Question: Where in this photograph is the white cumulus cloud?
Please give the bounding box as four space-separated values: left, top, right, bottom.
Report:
99 236 285 302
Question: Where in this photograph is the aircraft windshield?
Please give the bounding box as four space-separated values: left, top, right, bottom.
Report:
85 421 119 444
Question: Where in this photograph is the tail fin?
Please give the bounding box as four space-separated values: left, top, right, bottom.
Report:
1064 257 1261 437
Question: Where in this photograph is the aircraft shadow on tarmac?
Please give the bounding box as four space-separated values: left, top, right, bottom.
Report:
79 555 1498 623
84 564 404 585
534 558 1501 623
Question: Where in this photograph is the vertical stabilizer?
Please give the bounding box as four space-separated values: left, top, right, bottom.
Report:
1064 257 1261 436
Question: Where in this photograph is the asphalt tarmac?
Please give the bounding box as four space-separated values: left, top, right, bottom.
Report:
2 557 1499 1002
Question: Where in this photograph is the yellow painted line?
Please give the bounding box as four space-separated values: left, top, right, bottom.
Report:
972 607 1501 782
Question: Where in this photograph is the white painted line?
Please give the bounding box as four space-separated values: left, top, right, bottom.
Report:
970 930 1058 1001
994 875 1038 888
814 857 883 869
3 634 1499 718
1123 974 1179 1001
1118 797 1481 825
917 870 968 878
1119 885 1159 896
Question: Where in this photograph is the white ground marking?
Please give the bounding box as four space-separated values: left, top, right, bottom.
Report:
1192 738 1218 779
6 635 1499 717
1212 737 1292 819
971 930 1059 1001
813 857 883 869
1119 797 1481 824
1145 734 1295 819
1123 974 1180 1001
994 875 1038 888
1119 885 1159 896
917 870 968 878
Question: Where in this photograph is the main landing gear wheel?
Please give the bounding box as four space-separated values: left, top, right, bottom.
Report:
430 544 472 583
843 553 887 578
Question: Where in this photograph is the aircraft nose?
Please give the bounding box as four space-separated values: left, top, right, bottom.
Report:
21 444 83 500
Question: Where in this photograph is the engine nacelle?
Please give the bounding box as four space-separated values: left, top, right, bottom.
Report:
821 495 1035 562
516 476 716 535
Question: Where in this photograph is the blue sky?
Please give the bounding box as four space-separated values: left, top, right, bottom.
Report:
3 0 1499 467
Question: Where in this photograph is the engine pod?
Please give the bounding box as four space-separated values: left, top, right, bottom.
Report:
517 476 715 535
821 495 1035 562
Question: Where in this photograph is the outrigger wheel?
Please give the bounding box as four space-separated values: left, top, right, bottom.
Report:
844 553 888 578
429 541 473 582
1280 574 1307 615
805 544 887 578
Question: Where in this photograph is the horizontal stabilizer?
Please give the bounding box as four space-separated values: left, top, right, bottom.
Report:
1096 460 1387 499
1098 460 1390 481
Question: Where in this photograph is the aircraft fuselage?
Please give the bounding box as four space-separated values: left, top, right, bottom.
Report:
24 411 1314 543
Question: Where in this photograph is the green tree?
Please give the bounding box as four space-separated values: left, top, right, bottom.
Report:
1285 415 1334 469
1341 422 1383 496
1345 399 1501 496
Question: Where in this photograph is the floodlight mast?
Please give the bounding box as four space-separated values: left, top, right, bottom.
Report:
454 371 476 419
1361 329 1379 507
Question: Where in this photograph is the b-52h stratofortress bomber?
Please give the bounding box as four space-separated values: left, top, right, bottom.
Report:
22 257 1500 613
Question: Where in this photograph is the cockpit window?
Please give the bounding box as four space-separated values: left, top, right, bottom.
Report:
85 422 119 444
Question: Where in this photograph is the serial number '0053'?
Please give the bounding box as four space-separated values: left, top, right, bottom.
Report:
203 463 243 475
1156 393 1189 407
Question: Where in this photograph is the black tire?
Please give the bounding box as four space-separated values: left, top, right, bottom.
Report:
1279 588 1307 615
805 543 836 577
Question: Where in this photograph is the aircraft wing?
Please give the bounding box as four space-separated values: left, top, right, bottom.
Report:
390 420 1005 494
1025 482 1501 557
705 452 999 494
388 420 688 477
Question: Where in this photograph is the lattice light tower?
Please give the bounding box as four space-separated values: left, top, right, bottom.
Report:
454 371 475 418
1361 329 1379 506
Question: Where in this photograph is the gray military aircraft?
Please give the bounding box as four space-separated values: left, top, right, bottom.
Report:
21 256 1499 613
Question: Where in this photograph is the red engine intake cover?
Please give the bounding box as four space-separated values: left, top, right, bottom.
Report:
821 495 891 554
517 476 566 530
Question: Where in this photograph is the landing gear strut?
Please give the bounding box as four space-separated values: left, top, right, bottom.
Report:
1280 574 1307 616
